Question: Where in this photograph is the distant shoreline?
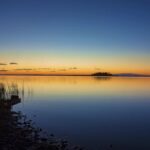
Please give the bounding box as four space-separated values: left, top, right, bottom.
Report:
0 74 150 77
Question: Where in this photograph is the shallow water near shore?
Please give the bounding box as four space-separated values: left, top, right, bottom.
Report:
0 76 150 150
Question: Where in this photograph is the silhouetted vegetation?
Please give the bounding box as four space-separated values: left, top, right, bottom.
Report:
0 83 19 100
91 72 112 76
0 83 20 109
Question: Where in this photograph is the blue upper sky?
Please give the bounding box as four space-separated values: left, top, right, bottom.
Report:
0 0 150 74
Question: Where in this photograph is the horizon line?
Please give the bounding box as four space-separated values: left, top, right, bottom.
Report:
0 73 150 77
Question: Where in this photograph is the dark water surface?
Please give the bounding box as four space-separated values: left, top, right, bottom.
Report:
0 76 150 150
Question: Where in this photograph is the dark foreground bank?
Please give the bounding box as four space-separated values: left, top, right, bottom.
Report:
0 108 83 150
0 83 83 150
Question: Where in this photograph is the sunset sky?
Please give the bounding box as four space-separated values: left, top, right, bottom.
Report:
0 0 150 75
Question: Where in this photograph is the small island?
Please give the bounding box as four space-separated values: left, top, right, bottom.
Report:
91 72 112 76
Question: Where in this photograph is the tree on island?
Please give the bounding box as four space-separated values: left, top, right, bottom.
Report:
91 72 112 76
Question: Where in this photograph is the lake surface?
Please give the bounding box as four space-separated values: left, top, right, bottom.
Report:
0 76 150 150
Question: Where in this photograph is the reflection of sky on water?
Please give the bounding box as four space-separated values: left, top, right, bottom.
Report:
0 76 150 150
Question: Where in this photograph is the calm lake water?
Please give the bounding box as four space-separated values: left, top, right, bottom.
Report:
1 76 150 150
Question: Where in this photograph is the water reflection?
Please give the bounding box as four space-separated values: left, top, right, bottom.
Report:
0 76 150 150
93 76 112 81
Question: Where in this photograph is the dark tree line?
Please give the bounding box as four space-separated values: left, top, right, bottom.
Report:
91 72 112 76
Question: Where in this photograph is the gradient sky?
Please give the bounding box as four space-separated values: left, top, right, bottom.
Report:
0 0 150 75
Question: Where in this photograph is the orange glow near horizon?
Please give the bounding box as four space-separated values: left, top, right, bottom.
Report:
0 50 150 75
